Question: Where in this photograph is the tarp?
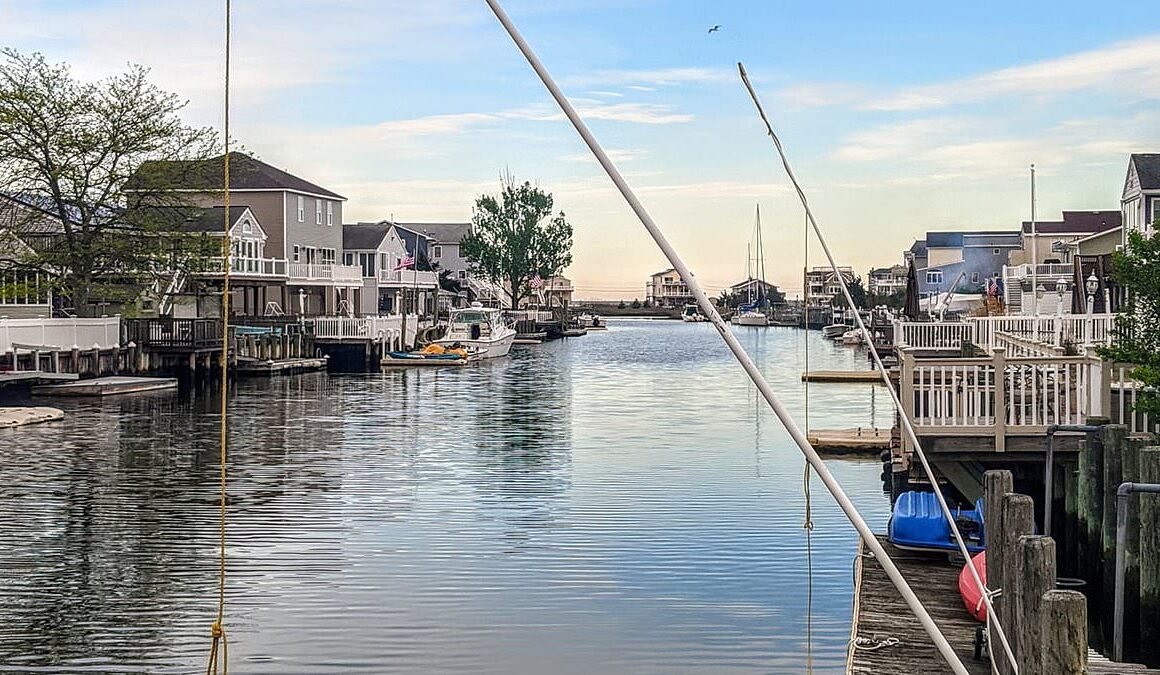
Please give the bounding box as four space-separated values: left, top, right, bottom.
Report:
903 262 920 320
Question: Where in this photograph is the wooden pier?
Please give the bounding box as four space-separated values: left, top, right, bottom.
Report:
809 427 889 454
802 370 887 383
32 376 177 397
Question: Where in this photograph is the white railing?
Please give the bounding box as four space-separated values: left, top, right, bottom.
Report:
311 314 420 349
506 309 554 322
1004 263 1075 279
1111 364 1159 435
288 263 363 284
1 316 121 353
893 321 974 349
993 331 1065 358
378 269 439 287
210 257 287 277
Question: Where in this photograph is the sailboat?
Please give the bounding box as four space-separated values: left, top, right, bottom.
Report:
732 205 770 327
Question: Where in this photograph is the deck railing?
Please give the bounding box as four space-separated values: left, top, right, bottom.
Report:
122 318 222 351
893 321 974 349
311 314 420 350
1 316 121 353
1111 363 1159 436
894 314 1117 352
288 263 363 284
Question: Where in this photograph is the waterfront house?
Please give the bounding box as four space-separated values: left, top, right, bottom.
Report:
729 278 784 305
1122 153 1160 241
903 240 928 271
646 268 693 307
127 154 362 317
540 275 574 308
804 266 855 307
913 230 1020 298
342 222 439 316
867 265 908 297
0 193 60 317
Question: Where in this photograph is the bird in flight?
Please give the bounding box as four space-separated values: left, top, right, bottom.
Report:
708 25 722 33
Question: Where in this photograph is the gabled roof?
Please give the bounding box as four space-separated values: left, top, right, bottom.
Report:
129 153 345 200
1130 153 1160 191
343 223 391 250
1021 211 1122 234
908 240 928 256
178 206 254 234
395 222 470 244
650 268 677 278
730 278 778 291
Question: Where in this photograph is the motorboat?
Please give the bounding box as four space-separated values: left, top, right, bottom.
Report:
576 312 606 330
822 323 847 339
681 304 708 322
888 491 985 555
732 308 769 326
841 329 863 345
433 302 516 359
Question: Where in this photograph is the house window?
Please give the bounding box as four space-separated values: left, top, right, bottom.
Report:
303 246 317 264
993 248 1001 255
343 252 354 266
297 196 304 222
380 253 389 271
292 245 300 263
926 270 944 285
326 201 333 226
320 248 336 265
241 220 252 235
433 245 442 259
358 252 375 278
458 270 466 280
316 199 323 225
971 272 979 284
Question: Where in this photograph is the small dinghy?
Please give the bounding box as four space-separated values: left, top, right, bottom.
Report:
887 490 985 554
958 551 988 622
382 343 472 367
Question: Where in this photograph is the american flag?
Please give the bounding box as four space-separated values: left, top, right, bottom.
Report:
394 255 414 271
529 274 544 289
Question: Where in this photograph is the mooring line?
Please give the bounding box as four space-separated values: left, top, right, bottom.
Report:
736 61 1016 674
481 2 969 672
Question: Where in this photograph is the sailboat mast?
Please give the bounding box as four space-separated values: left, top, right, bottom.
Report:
755 204 767 306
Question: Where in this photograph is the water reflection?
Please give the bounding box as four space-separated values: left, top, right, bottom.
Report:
0 320 893 673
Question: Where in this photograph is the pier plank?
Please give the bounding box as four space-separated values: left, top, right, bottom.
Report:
808 428 889 455
31 376 177 397
801 370 888 383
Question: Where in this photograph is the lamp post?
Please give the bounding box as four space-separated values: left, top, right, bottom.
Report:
1055 278 1068 347
1035 284 1046 339
1085 272 1099 346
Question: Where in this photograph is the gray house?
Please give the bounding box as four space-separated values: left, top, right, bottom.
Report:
1122 153 1160 241
914 230 1021 297
342 222 439 316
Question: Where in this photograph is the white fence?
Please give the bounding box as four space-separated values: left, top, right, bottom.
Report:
378 269 439 287
0 317 121 353
894 315 1117 352
311 314 420 350
288 263 363 284
893 321 973 350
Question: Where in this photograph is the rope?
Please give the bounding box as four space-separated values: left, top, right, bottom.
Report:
851 636 901 651
206 0 231 673
803 210 814 674
737 61 1016 675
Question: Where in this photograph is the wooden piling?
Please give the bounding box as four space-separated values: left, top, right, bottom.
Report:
985 469 1014 665
1079 421 1107 645
999 493 1035 675
1041 590 1087 675
1100 424 1128 648
1016 535 1056 675
1063 455 1081 579
1138 448 1160 665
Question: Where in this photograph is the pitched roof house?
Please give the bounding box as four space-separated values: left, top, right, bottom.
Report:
1122 153 1160 240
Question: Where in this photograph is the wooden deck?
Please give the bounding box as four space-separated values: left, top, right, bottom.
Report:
849 535 1160 674
31 376 177 397
809 428 889 455
235 357 328 376
802 370 887 383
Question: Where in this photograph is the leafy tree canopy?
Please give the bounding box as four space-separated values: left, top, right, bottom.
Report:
460 177 573 309
1100 227 1160 422
0 49 218 315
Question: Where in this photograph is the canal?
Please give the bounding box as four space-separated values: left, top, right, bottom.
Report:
0 320 895 674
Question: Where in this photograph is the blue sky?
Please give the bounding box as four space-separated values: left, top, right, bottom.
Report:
4 0 1160 298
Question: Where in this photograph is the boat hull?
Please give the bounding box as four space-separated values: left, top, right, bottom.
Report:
681 314 707 322
732 314 769 327
887 491 985 554
822 324 846 339
434 332 515 359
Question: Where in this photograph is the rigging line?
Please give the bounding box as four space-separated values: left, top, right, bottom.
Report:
736 61 1018 674
481 3 969 673
208 0 231 673
803 211 814 675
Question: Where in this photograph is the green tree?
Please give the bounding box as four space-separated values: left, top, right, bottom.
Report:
617 300 626 309
833 275 868 309
631 298 641 309
460 177 573 310
0 49 218 315
1100 228 1160 422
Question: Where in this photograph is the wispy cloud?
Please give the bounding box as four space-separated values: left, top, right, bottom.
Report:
562 149 645 163
565 67 732 89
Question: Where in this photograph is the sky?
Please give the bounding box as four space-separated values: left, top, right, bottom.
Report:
4 0 1160 299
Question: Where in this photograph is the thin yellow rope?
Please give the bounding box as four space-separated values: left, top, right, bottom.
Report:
207 0 231 673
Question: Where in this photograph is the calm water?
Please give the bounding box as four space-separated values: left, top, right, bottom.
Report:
0 320 895 674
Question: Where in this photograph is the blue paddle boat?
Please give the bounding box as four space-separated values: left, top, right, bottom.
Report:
888 491 985 554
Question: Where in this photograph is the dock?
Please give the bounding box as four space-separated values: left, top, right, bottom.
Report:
381 356 466 368
808 428 889 455
0 406 64 428
31 376 177 397
802 370 887 383
0 371 79 386
235 356 328 376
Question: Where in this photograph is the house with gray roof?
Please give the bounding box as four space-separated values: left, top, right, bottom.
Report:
342 222 438 316
912 230 1021 298
1122 153 1160 240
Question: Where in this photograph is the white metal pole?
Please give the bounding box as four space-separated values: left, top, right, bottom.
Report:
482 3 969 673
1031 163 1038 316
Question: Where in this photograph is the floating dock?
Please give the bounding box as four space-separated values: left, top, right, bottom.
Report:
31 376 177 397
802 370 887 383
235 357 328 376
0 406 64 428
848 535 1158 674
0 372 79 386
381 356 466 368
809 428 889 455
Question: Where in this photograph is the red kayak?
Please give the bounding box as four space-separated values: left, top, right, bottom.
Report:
958 551 988 622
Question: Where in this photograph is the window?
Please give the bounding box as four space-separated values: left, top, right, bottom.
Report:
326 201 333 226
458 270 466 280
297 196 304 222
433 245 442 259
241 220 252 235
926 270 944 285
380 253 389 271
316 199 323 225
304 246 317 264
292 245 300 263
971 272 979 284
343 252 354 266
358 252 375 277
320 248 336 265
993 248 1001 256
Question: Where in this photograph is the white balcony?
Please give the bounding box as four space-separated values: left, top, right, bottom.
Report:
377 268 439 288
288 262 363 285
204 257 287 278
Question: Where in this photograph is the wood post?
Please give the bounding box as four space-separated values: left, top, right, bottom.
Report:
1100 424 1128 648
999 493 1035 675
993 347 1007 452
1016 535 1057 674
1041 590 1087 675
1078 421 1107 634
1138 448 1160 665
985 469 1014 668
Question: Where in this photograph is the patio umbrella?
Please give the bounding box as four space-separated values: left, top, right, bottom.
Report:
903 262 920 320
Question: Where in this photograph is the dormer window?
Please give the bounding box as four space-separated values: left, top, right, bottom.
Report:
241 220 253 235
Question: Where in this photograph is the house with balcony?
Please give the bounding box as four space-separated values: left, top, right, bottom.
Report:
804 266 855 307
342 222 439 316
127 153 362 317
646 268 693 307
540 275 574 308
1122 153 1160 241
912 230 1020 299
0 193 60 317
729 278 784 306
868 265 908 297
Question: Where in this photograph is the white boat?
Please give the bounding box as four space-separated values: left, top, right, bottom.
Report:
681 304 708 322
732 310 769 326
822 323 847 339
576 312 606 329
841 329 863 345
433 302 516 359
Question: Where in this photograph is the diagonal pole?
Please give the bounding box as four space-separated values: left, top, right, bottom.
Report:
481 2 969 673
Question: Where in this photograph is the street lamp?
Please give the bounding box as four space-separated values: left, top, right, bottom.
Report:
1085 272 1099 314
1055 278 1068 316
